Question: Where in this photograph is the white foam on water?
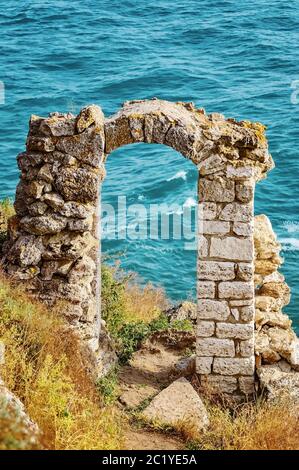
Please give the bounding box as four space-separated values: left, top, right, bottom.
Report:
167 170 187 181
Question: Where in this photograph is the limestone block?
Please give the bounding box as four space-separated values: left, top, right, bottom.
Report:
213 357 255 375
216 322 254 340
202 220 230 235
210 237 253 261
56 131 104 167
199 202 217 220
55 167 99 203
197 281 215 299
197 337 235 357
198 299 230 321
43 192 65 210
76 105 104 133
142 378 209 433
6 235 44 267
233 221 253 236
198 235 209 257
197 321 215 337
239 338 254 357
42 231 97 260
68 216 93 232
38 164 54 183
20 214 67 235
27 136 55 153
38 114 76 137
227 165 255 180
198 261 235 281
218 281 253 300
28 201 48 216
199 177 235 202
236 262 253 281
58 201 93 219
201 375 238 394
197 154 225 175
196 356 213 374
239 304 255 322
239 376 255 394
259 282 291 306
219 202 252 222
235 181 254 202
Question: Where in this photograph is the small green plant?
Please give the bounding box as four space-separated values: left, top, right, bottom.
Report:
96 367 119 405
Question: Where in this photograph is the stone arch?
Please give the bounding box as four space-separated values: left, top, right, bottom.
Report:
2 99 274 393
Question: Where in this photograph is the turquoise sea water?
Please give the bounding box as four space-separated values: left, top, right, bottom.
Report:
0 1 299 330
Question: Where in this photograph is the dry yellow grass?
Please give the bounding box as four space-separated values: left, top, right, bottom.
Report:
124 283 169 323
0 274 123 450
192 399 299 450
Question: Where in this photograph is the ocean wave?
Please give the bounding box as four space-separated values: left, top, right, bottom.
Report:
280 238 299 251
167 170 187 181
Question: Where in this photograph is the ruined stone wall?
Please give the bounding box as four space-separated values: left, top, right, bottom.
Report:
1 99 274 390
1 106 108 376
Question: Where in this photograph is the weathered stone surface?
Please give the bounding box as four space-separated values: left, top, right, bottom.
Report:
236 262 253 281
239 376 255 394
28 201 48 216
198 299 230 321
76 104 104 133
218 281 253 299
20 214 67 235
201 375 238 394
220 202 252 222
227 165 254 180
27 136 55 153
216 322 254 340
233 221 253 236
58 201 93 219
197 321 215 337
213 357 255 376
239 304 255 321
202 220 230 235
43 192 65 210
199 177 235 202
198 261 235 281
56 131 104 167
239 338 254 357
210 237 253 261
6 235 44 267
196 356 213 374
235 181 254 202
142 378 209 434
199 202 217 220
197 281 215 299
197 338 235 357
55 167 99 203
257 365 299 403
42 231 97 260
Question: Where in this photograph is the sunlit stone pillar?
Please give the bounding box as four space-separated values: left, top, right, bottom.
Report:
196 166 256 396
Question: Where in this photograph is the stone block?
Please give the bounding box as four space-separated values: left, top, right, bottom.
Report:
201 220 230 235
201 375 238 394
219 202 252 222
239 376 255 394
198 299 230 321
218 281 253 299
213 357 255 375
238 338 254 357
233 221 253 236
199 177 235 202
196 356 213 374
210 237 253 261
197 321 215 337
239 305 255 322
198 261 235 281
216 322 254 340
197 281 215 299
197 338 235 357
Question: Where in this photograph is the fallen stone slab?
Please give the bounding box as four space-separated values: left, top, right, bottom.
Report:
142 377 209 434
